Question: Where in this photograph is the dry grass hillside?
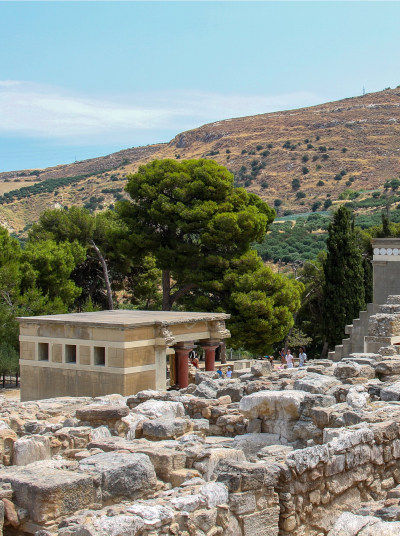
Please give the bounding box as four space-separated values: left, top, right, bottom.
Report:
2 87 400 233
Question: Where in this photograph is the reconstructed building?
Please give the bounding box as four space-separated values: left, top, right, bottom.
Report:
18 310 230 401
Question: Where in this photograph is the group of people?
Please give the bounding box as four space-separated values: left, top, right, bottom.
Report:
264 347 307 369
217 366 233 378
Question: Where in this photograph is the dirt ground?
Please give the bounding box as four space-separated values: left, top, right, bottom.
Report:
0 388 20 401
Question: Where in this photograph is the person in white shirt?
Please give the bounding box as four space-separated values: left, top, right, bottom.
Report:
298 347 307 367
285 349 294 368
226 367 233 378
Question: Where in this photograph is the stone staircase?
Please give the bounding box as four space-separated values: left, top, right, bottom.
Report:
328 302 376 362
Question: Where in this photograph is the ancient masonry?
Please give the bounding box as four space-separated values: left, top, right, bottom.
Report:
17 310 231 401
329 237 400 361
1 294 400 534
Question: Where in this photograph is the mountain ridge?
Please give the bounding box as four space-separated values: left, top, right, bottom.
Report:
2 87 400 233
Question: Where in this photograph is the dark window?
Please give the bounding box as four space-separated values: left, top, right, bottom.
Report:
65 345 76 363
38 342 49 361
94 346 105 366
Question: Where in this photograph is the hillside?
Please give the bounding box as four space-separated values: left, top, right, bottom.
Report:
2 87 400 233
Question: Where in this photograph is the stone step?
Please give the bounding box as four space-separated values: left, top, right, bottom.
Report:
387 295 400 305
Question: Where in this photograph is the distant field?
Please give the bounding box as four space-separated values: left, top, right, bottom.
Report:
0 180 38 194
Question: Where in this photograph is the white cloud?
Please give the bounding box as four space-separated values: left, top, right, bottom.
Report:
0 81 321 145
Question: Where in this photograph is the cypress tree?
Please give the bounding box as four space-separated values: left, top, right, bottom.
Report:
323 207 366 347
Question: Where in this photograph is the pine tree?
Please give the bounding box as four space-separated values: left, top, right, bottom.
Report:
323 207 366 347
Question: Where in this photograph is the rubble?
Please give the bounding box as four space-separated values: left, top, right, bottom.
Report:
4 296 400 534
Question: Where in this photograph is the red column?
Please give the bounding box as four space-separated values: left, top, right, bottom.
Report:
174 347 191 389
203 344 219 371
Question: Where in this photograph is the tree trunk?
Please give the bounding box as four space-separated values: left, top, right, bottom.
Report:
219 341 227 364
91 241 113 310
15 372 19 387
162 270 171 311
320 340 329 359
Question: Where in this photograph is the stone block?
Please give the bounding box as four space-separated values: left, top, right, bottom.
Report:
79 452 156 501
242 506 280 536
142 417 191 440
76 404 129 423
12 435 51 466
0 465 96 523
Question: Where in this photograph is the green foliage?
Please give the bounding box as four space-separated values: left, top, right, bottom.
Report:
0 342 19 376
323 207 366 347
224 251 303 353
317 180 324 186
255 214 329 263
274 199 283 207
295 254 326 354
23 240 85 307
118 159 275 310
296 191 306 199
385 178 400 191
339 189 360 200
292 178 301 190
302 166 309 175
0 174 89 205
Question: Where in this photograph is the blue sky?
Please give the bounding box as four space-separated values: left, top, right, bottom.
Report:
1 1 400 172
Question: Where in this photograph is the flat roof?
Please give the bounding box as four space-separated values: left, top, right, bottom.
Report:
17 310 230 328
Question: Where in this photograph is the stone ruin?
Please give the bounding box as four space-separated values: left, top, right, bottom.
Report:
5 297 400 534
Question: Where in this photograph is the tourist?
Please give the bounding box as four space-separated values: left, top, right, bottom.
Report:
285 349 294 368
279 348 286 365
298 347 307 367
226 367 232 378
217 367 223 377
191 354 199 368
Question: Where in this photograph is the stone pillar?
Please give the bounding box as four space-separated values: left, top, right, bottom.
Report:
200 340 220 371
173 344 193 389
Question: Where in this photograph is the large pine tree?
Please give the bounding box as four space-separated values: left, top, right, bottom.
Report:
323 207 366 347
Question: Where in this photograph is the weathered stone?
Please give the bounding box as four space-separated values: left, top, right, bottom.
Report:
293 373 340 394
142 417 191 440
242 506 280 536
0 464 96 523
75 404 129 423
239 390 307 420
79 451 156 501
132 400 185 419
12 435 51 466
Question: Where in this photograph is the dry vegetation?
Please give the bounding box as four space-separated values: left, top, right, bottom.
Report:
2 87 400 232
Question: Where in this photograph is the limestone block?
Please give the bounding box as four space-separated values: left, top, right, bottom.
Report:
79 452 156 501
142 417 192 440
375 359 400 377
242 506 280 536
229 492 257 515
239 390 307 420
76 404 129 423
380 381 400 401
293 373 340 394
131 400 185 420
0 465 96 523
327 512 400 535
195 448 246 481
287 444 329 475
87 436 186 481
191 508 218 532
199 482 228 507
0 428 17 465
346 387 370 409
12 435 51 466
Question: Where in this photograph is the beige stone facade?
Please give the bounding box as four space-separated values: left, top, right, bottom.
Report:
18 310 230 401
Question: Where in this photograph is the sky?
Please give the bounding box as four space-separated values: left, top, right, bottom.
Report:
1 1 400 172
